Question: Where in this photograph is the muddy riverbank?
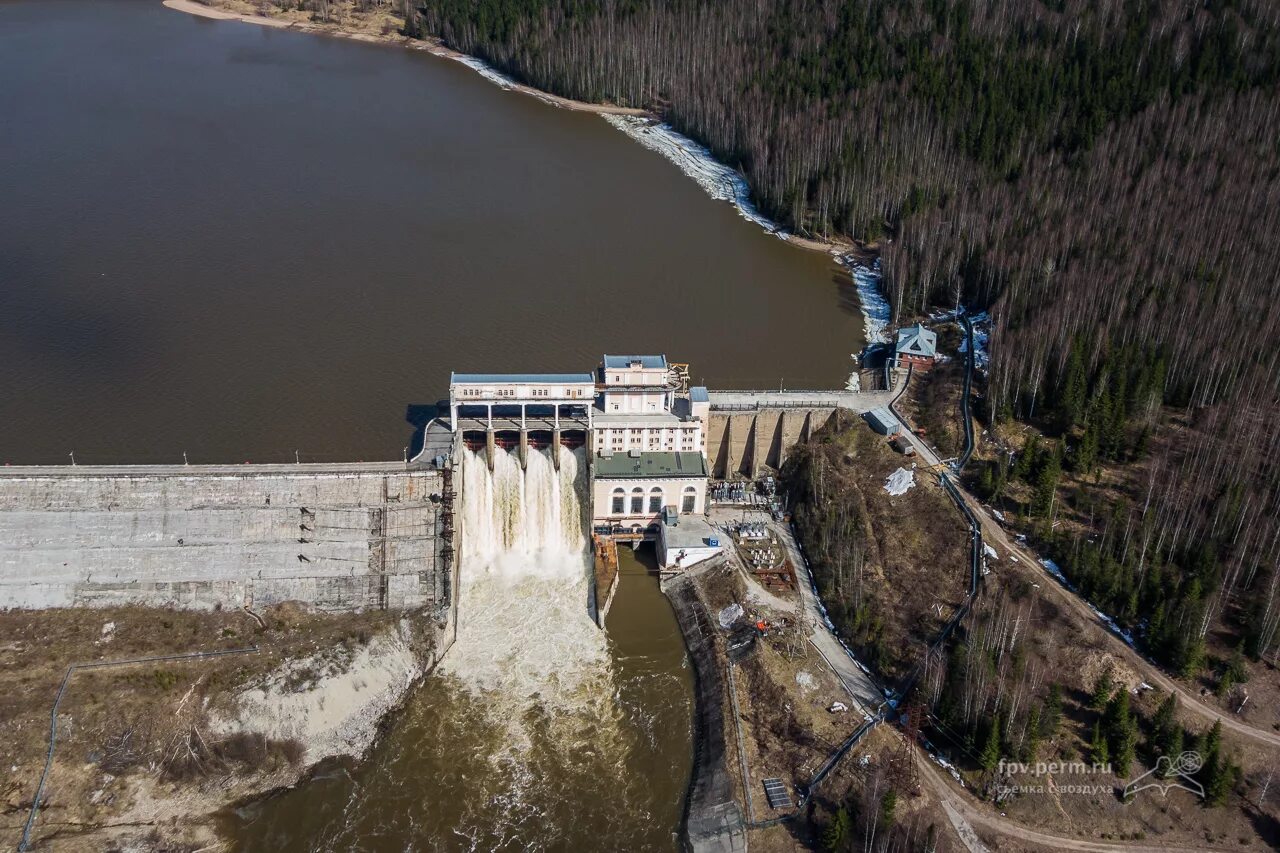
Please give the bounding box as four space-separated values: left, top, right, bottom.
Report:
0 606 435 851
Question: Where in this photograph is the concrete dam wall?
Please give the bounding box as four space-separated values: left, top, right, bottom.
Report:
704 388 896 479
0 463 450 612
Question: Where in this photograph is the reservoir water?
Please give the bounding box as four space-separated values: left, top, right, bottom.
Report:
0 1 860 849
0 0 863 467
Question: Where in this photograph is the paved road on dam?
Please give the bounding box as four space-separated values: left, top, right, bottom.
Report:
707 389 895 412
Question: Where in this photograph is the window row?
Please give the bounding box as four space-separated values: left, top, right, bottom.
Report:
609 486 698 515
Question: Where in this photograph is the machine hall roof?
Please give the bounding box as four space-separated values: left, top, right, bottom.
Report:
602 354 667 370
594 451 707 479
450 372 596 385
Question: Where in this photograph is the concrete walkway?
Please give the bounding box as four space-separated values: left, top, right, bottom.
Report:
707 389 895 413
768 518 884 717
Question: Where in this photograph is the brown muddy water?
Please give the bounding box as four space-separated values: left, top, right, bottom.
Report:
0 1 860 849
0 0 863 468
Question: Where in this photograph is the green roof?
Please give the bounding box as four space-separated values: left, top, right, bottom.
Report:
594 451 707 479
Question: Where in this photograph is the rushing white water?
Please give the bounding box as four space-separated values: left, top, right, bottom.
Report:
443 446 609 704
232 445 692 851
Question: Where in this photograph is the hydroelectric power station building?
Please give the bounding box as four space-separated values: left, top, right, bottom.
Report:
448 355 710 529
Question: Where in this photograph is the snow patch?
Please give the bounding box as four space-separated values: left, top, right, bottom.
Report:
717 602 744 629
983 543 999 560
795 671 817 693
1040 558 1135 647
603 116 786 236
839 257 892 345
451 55 519 90
958 309 991 373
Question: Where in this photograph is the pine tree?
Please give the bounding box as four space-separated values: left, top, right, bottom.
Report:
1162 728 1184 778
880 790 898 828
1104 689 1137 777
1024 705 1043 762
1090 669 1113 710
1151 693 1179 758
1202 720 1234 806
1041 683 1063 738
1032 446 1062 518
1180 633 1207 678
1090 720 1110 767
1057 344 1087 433
822 806 851 852
981 713 1003 771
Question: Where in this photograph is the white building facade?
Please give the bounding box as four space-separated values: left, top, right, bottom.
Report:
447 356 713 535
591 355 710 531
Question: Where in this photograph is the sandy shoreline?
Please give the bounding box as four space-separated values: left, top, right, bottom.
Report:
162 0 648 116
160 0 854 257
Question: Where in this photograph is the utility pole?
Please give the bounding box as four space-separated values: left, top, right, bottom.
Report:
68 451 75 466
294 450 300 465
183 451 188 466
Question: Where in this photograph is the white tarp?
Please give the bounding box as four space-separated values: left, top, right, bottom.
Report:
717 603 744 629
883 467 916 496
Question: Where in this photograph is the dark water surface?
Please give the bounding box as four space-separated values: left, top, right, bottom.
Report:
0 0 861 466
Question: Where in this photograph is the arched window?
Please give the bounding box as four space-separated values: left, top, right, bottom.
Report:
682 485 697 514
648 486 663 514
630 487 644 514
611 487 625 515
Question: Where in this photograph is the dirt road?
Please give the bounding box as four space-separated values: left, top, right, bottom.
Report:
968 491 1280 750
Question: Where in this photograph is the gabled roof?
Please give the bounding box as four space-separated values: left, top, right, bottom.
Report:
603 354 667 370
895 323 937 358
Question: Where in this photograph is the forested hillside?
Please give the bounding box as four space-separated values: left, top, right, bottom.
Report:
409 0 1280 670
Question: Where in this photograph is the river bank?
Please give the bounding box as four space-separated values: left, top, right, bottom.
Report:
0 606 437 851
163 0 649 116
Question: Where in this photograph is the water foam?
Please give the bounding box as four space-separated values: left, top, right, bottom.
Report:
441 445 615 721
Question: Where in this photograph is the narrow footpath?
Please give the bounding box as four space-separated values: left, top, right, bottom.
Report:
770 520 885 717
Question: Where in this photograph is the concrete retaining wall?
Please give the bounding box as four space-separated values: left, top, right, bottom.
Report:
0 463 447 612
663 571 747 853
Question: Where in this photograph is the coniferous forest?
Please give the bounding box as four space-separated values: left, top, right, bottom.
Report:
408 0 1280 672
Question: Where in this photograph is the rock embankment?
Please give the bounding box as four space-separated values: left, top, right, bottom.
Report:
212 619 429 762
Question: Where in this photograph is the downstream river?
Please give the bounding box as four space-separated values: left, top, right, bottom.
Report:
0 1 863 849
0 0 863 468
